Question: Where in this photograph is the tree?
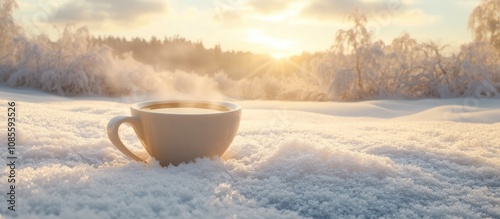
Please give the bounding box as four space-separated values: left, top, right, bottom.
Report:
332 9 385 99
468 0 500 53
0 0 25 84
0 0 21 63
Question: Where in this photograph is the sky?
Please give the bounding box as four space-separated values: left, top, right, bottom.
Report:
14 0 480 57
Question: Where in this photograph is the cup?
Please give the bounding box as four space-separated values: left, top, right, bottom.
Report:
106 100 241 166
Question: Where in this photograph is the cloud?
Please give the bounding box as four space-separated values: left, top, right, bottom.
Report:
298 0 439 26
49 0 169 25
211 0 439 30
213 8 244 27
300 0 396 20
391 9 441 26
247 0 296 14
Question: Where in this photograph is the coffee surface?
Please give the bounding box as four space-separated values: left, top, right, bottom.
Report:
146 107 222 114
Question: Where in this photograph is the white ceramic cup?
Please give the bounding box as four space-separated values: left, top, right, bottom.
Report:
107 100 241 166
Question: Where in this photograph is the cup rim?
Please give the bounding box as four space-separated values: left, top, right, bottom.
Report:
131 100 241 115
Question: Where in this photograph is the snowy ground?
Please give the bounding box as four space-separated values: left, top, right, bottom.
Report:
1 86 499 218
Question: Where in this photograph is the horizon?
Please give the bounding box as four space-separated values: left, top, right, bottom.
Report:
14 0 479 57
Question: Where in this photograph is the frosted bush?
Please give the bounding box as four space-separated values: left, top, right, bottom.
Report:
454 42 500 97
0 21 172 96
308 14 500 100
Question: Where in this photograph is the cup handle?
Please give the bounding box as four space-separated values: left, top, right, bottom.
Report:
106 115 146 162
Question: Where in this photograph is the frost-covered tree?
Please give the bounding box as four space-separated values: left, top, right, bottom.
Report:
333 10 373 93
0 0 22 68
468 0 500 53
0 0 19 42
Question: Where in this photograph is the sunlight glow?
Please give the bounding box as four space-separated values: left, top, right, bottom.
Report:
245 30 299 57
272 53 289 60
246 31 297 49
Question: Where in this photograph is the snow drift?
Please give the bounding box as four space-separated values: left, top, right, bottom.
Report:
0 87 499 218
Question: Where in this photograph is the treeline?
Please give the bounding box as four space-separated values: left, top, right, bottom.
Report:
91 36 322 79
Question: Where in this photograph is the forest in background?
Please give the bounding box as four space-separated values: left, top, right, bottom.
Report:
91 35 321 80
0 0 499 101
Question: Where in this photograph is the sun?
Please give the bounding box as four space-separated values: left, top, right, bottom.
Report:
271 53 289 61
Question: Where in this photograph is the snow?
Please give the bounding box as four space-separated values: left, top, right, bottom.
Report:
1 86 500 218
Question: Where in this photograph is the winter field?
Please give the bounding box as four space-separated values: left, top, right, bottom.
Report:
1 1 500 217
1 86 499 219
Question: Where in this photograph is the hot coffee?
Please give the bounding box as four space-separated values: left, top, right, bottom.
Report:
107 100 241 166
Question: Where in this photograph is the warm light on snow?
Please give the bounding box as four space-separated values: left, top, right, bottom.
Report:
1 87 499 218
